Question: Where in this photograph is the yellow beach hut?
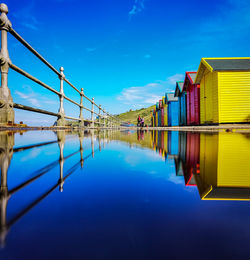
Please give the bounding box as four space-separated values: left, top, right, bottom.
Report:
195 58 250 124
195 132 250 200
163 97 168 126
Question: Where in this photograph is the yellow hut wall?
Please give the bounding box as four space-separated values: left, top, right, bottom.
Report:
164 104 168 126
218 72 250 123
156 111 158 127
200 70 219 124
201 69 250 124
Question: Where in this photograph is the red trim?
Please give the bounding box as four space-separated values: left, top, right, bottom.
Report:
182 72 196 91
186 172 196 186
186 72 197 84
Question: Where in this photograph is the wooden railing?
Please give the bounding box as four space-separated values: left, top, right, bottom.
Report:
0 3 121 128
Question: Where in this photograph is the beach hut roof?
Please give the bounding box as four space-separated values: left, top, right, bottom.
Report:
182 72 197 91
166 93 178 102
174 81 184 97
195 57 250 84
188 72 197 83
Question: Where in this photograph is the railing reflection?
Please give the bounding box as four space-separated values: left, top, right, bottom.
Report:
1 129 250 247
0 130 107 248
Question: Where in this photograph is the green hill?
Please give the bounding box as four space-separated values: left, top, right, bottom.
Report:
115 105 154 126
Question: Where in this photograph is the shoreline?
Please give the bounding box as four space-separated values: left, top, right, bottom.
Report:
0 124 250 133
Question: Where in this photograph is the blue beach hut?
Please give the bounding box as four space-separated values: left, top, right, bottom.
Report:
157 102 161 126
174 81 186 126
166 93 179 126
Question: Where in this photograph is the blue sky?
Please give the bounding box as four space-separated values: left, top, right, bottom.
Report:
3 0 250 125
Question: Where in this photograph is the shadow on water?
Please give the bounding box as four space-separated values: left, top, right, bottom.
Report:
0 129 250 255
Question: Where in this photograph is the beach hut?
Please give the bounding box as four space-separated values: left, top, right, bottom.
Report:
174 81 186 126
182 72 200 125
166 93 179 126
157 100 162 126
195 132 250 200
162 97 168 126
195 58 250 124
161 97 165 127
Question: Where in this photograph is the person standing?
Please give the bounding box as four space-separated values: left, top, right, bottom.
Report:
137 115 141 127
141 118 144 127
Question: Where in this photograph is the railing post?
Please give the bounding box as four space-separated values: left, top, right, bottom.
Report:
103 130 106 148
0 4 14 124
103 110 106 128
79 131 84 168
57 67 65 126
98 131 101 151
99 105 101 127
57 131 65 192
91 97 94 128
109 115 111 128
91 130 94 157
0 131 14 247
79 88 84 127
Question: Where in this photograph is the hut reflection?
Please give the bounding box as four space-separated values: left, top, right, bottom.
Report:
1 128 250 248
195 132 250 200
151 130 250 200
183 132 199 186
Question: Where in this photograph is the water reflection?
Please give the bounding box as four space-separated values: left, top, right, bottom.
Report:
150 130 250 200
0 129 250 253
0 130 108 248
197 133 250 200
110 130 250 201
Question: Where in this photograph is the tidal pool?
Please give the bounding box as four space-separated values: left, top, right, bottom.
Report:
0 130 250 260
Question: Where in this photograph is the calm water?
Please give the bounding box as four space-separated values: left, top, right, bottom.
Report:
0 129 250 259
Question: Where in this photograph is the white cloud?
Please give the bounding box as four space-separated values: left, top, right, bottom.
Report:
15 90 40 107
129 0 145 20
168 74 184 85
117 73 184 108
14 85 58 108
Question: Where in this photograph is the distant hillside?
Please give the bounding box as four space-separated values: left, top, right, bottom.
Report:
115 105 154 126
